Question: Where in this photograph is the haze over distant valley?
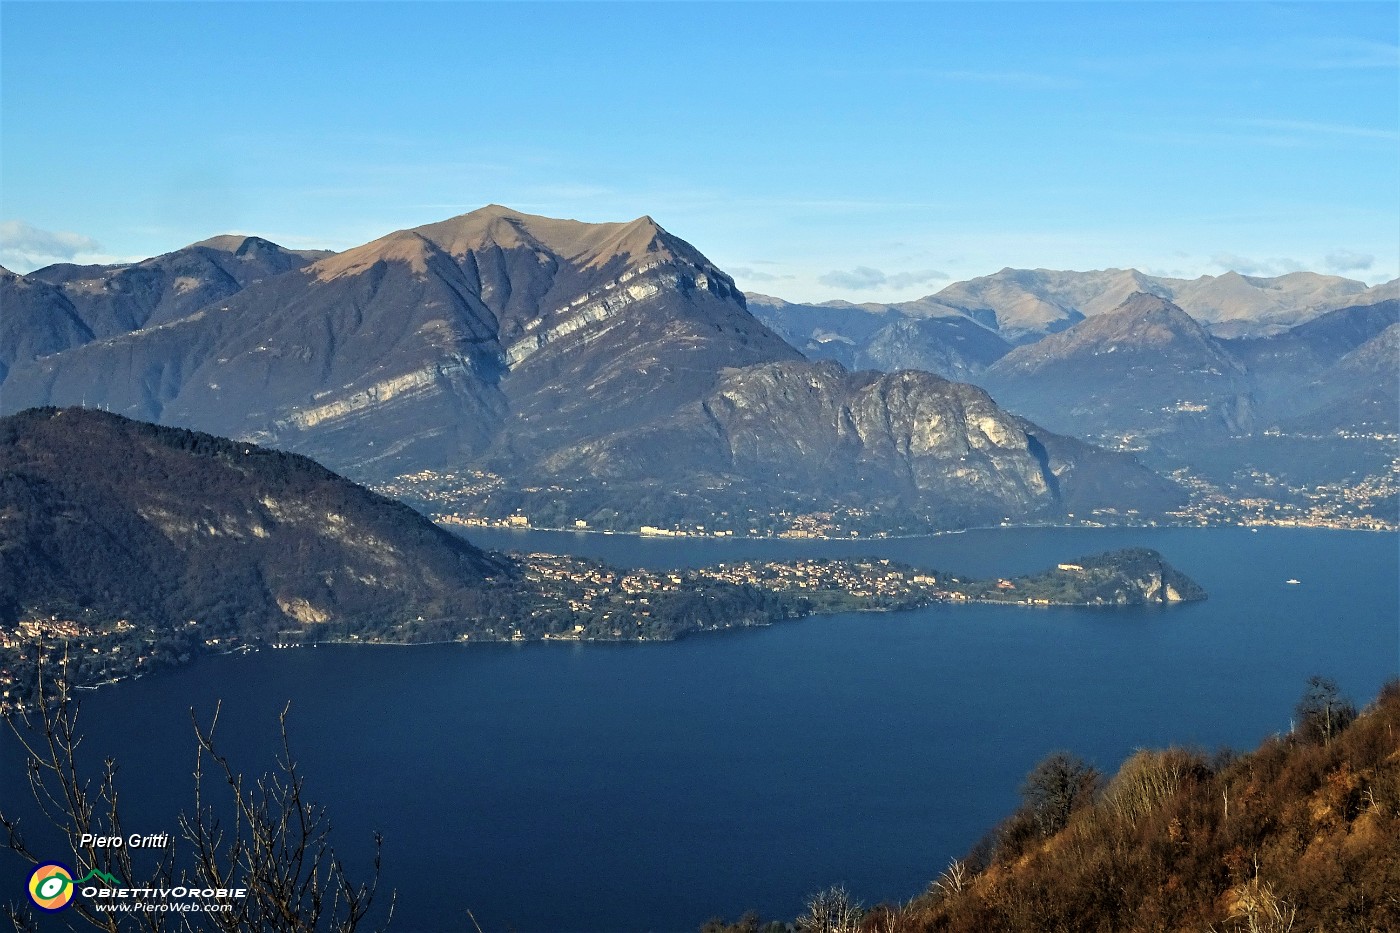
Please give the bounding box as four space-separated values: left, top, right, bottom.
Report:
751 268 1398 531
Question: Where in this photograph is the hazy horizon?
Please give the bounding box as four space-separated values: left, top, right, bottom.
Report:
3 201 1395 298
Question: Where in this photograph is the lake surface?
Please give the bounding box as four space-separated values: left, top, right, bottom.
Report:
4 527 1397 931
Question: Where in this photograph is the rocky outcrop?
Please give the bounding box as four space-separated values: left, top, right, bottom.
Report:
538 360 1182 529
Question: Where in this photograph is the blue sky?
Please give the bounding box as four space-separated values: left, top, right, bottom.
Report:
2 2 1397 300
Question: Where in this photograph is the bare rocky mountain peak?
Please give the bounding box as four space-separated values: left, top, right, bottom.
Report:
1086 291 1211 334
189 233 262 252
10 232 329 343
994 293 1226 371
311 204 705 284
181 233 331 260
980 291 1260 441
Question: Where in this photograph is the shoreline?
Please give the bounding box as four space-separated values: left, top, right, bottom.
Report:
4 527 1358 712
443 519 1398 542
35 590 1189 706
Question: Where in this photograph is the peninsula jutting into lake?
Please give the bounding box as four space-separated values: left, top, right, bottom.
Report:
0 408 1203 709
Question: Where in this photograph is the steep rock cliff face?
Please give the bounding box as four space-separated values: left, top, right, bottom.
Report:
536 361 1180 528
708 365 1052 507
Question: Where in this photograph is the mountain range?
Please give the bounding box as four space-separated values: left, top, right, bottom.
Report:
0 206 1183 533
753 268 1395 528
938 266 1392 339
752 267 1395 353
751 283 1397 448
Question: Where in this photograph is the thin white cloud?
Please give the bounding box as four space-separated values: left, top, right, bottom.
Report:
1324 250 1374 273
729 265 795 284
935 69 1083 90
819 266 889 290
1211 252 1266 275
0 220 102 269
1081 36 1398 76
1235 118 1399 141
887 269 950 289
818 266 950 291
1300 37 1399 71
1210 253 1307 276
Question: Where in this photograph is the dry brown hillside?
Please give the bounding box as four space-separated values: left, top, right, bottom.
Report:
900 679 1400 933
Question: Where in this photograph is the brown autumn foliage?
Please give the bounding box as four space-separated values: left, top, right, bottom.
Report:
897 679 1400 933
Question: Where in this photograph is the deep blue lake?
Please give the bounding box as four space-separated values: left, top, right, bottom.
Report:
4 527 1397 931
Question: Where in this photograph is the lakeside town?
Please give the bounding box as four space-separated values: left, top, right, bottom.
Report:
372 452 1399 541
0 548 1202 713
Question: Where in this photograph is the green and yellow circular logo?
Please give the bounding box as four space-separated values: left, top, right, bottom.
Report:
28 862 75 911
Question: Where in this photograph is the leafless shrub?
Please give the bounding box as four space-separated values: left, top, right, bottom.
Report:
2 657 392 932
930 857 969 899
1106 747 1197 826
1224 877 1297 933
796 884 863 933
